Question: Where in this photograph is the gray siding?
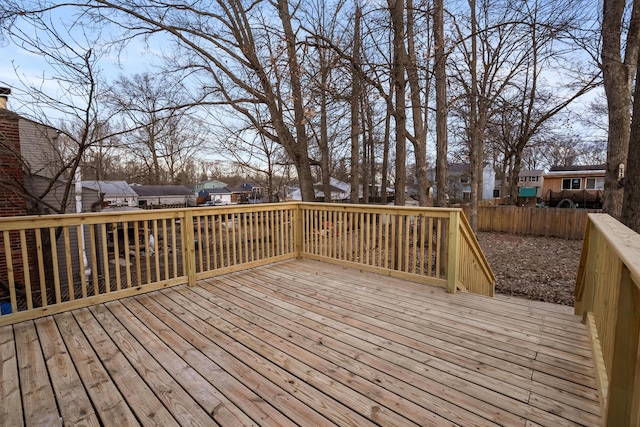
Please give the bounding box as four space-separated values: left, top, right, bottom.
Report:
19 119 61 180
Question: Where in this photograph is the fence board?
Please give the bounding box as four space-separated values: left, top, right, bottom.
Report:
462 206 600 239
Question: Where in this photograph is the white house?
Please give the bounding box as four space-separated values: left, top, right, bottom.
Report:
81 181 138 207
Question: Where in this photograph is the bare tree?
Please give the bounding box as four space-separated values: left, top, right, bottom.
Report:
602 0 640 218
10 0 321 199
434 0 449 207
108 73 202 184
450 0 597 227
350 4 362 203
0 11 123 214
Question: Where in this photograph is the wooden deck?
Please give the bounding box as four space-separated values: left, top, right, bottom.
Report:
0 259 601 426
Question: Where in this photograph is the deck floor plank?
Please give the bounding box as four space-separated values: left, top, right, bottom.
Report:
226 264 600 426
0 259 602 427
277 263 598 382
87 303 221 427
14 321 61 427
72 308 180 426
53 311 140 426
266 264 599 392
34 317 100 427
0 325 23 427
154 289 394 427
119 295 287 427
192 279 528 427
287 262 591 352
175 285 491 427
103 300 255 427
138 291 334 427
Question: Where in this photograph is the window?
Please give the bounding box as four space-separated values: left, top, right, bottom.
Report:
462 191 470 200
585 177 604 190
519 176 526 182
562 178 581 190
530 176 539 182
460 176 470 184
493 189 500 198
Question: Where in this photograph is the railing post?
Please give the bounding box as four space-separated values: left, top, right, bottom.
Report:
447 210 460 294
182 210 197 286
295 203 303 258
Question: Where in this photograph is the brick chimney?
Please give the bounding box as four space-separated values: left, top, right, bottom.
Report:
0 87 10 110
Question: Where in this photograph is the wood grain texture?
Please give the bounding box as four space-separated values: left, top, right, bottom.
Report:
1 259 601 427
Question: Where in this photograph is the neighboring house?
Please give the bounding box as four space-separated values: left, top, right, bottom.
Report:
427 163 495 202
81 181 139 207
288 178 361 202
314 178 354 201
132 185 194 207
194 180 228 194
542 164 605 208
198 187 233 204
228 182 266 204
517 170 545 199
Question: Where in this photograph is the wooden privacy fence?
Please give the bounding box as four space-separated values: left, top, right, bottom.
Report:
574 214 640 426
0 203 494 326
463 206 601 239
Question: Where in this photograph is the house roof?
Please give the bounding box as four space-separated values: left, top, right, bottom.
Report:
448 163 471 174
132 185 192 197
200 188 232 195
196 180 228 189
228 183 263 193
518 170 544 177
548 164 606 172
0 108 21 121
81 181 137 197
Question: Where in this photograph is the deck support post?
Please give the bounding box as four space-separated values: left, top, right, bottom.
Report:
447 211 460 294
182 211 197 286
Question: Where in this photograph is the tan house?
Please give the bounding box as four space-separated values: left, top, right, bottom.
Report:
517 170 545 198
542 164 605 208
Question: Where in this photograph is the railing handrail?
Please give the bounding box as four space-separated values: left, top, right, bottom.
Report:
580 213 640 286
457 210 496 290
0 202 495 327
574 213 640 426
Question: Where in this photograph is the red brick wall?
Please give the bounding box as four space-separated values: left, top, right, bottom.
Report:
0 110 29 299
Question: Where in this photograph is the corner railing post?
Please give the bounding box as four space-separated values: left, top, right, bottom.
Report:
447 210 460 294
295 203 303 259
182 210 197 286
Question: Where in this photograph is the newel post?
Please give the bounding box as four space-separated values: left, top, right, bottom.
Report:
182 210 197 286
447 210 460 294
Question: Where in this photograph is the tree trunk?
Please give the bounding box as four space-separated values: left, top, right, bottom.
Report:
406 0 429 206
622 55 640 232
602 0 640 218
361 95 370 203
434 0 448 207
390 0 406 206
320 48 332 203
276 0 315 201
468 0 481 231
350 6 362 204
381 101 391 205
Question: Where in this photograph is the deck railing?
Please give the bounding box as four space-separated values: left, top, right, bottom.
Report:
0 202 494 326
574 213 640 426
299 203 494 295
